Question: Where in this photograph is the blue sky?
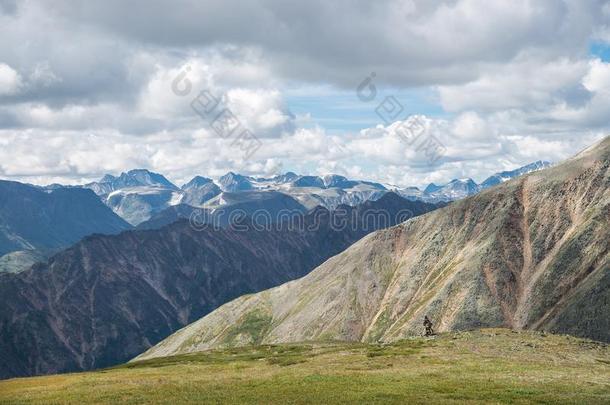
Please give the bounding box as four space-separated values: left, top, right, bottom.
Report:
590 41 610 62
287 41 610 138
286 86 446 135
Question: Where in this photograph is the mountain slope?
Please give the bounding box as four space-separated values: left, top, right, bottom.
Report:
137 191 307 230
139 137 609 360
203 191 307 224
0 181 132 257
135 204 207 231
0 193 439 378
180 176 221 206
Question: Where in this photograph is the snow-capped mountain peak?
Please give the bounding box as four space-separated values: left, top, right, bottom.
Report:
181 176 214 190
79 161 551 225
218 172 255 192
480 161 551 189
87 169 178 195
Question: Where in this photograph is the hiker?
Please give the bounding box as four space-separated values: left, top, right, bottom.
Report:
423 316 434 336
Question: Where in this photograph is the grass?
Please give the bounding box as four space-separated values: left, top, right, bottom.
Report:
222 309 273 346
0 328 609 404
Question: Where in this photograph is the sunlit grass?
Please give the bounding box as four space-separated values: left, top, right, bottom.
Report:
1 329 608 404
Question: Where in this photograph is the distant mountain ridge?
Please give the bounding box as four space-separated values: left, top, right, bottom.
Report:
82 169 390 225
479 160 551 189
398 161 552 202
78 161 549 225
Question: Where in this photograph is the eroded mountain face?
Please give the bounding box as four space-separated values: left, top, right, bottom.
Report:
0 193 438 379
137 137 609 361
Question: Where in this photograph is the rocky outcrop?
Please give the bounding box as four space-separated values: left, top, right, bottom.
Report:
137 137 609 361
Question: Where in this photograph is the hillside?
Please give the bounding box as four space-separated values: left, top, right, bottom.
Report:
139 137 609 360
0 193 439 379
1 330 608 404
0 181 132 257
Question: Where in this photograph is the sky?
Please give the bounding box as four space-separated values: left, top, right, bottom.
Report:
0 0 609 188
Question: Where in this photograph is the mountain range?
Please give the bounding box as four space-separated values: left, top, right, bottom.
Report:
0 160 549 272
397 161 552 202
81 161 551 225
0 147 593 381
136 138 609 362
0 193 439 378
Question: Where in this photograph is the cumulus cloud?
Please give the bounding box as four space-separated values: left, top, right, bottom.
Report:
0 63 21 95
451 112 493 141
438 57 591 112
0 0 608 188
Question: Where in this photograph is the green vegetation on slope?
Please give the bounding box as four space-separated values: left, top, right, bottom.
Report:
0 329 608 404
223 309 274 346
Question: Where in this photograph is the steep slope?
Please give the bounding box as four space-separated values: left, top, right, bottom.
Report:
180 176 221 206
218 172 255 192
104 186 182 226
136 190 306 231
0 181 132 256
139 137 609 360
135 204 208 231
0 193 439 378
203 191 307 225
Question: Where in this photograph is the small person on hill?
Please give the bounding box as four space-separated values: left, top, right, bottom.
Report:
423 316 434 336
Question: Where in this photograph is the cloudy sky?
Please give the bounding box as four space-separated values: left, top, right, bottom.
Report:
0 0 609 187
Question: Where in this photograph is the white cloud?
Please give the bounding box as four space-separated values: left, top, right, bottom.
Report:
0 111 606 189
225 88 294 137
0 63 21 95
136 56 293 137
583 59 610 93
438 57 589 112
451 111 493 140
0 0 608 189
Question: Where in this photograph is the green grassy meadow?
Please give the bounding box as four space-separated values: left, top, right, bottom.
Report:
1 329 609 404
